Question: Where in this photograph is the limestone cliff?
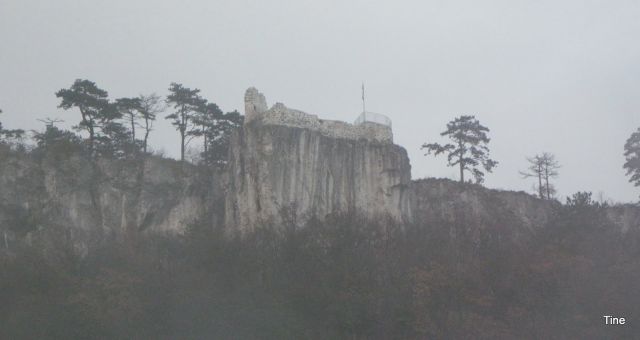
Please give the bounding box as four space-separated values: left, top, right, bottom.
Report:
2 88 640 252
411 178 558 242
0 146 221 253
225 88 412 232
223 88 640 235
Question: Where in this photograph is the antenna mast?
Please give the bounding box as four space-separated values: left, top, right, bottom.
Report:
361 82 366 113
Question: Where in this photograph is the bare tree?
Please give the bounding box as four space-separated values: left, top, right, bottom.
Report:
520 155 545 199
138 94 163 154
520 152 560 200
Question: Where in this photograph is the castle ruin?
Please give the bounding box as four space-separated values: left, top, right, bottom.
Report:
225 88 413 232
244 87 394 143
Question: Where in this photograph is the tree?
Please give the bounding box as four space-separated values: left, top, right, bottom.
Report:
422 115 498 184
188 98 243 167
623 128 640 189
565 191 595 208
32 118 84 155
521 155 545 199
96 120 134 158
0 109 25 142
191 101 222 156
540 153 560 200
520 153 560 200
115 97 143 145
165 83 203 161
203 110 244 168
138 94 162 154
56 79 121 157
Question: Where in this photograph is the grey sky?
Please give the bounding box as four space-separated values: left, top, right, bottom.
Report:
1 0 639 202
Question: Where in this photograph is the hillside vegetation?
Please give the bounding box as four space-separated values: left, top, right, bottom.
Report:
1 168 639 338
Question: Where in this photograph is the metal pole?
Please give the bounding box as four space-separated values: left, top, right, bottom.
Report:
362 82 365 113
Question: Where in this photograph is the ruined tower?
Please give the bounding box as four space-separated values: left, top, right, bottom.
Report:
244 87 268 123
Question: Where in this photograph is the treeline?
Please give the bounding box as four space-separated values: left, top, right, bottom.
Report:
0 79 243 167
423 115 640 201
1 194 638 339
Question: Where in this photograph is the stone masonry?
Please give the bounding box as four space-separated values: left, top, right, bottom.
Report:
244 87 393 143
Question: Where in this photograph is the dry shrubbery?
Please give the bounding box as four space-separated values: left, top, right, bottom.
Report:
1 204 639 339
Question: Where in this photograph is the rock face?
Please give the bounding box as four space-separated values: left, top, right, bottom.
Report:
3 87 640 251
411 178 558 242
0 146 221 253
605 205 640 233
411 178 640 240
225 88 412 232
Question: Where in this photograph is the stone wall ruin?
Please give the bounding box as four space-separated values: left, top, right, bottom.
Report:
243 87 393 143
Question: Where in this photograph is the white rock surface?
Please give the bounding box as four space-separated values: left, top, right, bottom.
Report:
225 90 413 232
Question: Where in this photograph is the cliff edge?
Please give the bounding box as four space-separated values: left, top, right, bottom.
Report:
225 88 412 232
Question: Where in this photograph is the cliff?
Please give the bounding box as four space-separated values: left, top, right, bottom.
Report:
224 83 640 235
224 122 413 233
224 88 412 233
0 145 222 253
2 87 640 252
411 178 558 243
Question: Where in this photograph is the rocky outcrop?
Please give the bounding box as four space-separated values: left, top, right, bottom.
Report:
410 178 558 242
225 88 411 233
225 88 640 235
605 204 640 233
410 178 640 239
225 122 413 233
3 87 640 251
0 146 221 253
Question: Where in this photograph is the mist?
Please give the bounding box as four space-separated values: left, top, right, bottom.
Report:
1 0 639 201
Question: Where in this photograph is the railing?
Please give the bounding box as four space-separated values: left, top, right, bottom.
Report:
354 111 392 127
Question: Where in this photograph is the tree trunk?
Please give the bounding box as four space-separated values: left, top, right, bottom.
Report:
180 107 187 162
458 140 464 183
538 164 543 199
130 114 136 143
143 118 150 154
81 109 96 157
88 123 95 157
544 168 551 199
180 132 185 161
203 127 208 156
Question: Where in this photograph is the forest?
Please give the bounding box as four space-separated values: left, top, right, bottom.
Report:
1 197 639 339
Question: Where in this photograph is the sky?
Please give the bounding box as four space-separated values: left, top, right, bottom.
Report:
1 0 639 202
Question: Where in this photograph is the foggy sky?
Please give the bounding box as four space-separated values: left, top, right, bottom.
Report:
1 0 639 202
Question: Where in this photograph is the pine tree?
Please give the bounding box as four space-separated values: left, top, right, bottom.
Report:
422 115 497 184
56 79 121 157
191 101 222 157
623 127 640 189
0 109 25 142
115 97 143 145
203 110 243 168
165 83 202 161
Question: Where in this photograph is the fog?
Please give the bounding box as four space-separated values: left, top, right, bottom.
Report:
1 0 639 201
